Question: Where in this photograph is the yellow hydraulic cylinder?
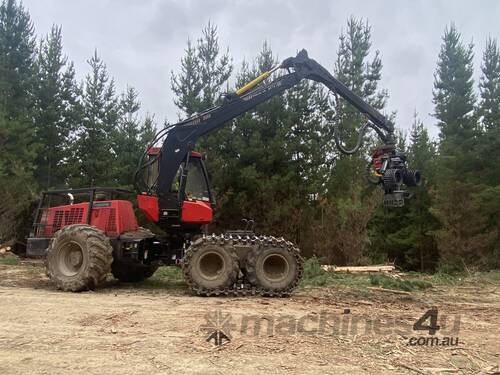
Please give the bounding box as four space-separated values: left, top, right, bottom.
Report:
235 64 281 96
235 71 271 96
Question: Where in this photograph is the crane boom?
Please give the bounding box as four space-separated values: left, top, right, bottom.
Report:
137 49 419 210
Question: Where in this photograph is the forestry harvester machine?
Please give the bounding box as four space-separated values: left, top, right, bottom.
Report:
26 50 420 296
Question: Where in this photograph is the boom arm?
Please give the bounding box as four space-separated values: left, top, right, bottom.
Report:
139 49 419 208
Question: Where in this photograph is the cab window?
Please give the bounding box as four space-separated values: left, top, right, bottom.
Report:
185 158 210 202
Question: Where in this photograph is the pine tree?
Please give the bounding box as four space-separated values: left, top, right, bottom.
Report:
431 24 496 270
114 86 155 188
34 25 82 189
479 38 500 132
186 22 233 187
72 50 119 186
434 24 476 138
171 39 202 116
171 22 232 117
408 114 436 176
474 37 500 266
0 0 35 117
317 17 388 264
284 80 333 201
282 77 338 248
433 24 477 181
0 0 38 241
431 183 497 270
114 86 141 187
140 114 156 147
0 0 37 177
334 18 387 111
328 17 388 195
197 21 232 109
477 38 500 186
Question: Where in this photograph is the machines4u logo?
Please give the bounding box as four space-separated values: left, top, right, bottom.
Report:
409 307 460 347
201 310 234 346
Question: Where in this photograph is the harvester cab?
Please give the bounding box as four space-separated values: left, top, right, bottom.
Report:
137 147 214 229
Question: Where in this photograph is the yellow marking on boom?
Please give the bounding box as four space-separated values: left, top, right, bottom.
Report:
236 71 271 96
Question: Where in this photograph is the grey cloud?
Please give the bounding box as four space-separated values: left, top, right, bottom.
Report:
24 0 500 137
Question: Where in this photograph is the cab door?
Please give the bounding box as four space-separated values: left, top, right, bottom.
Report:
178 153 214 225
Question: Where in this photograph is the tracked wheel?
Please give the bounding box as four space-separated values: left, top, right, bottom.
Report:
182 237 239 295
111 259 158 282
403 169 421 187
246 238 303 296
45 224 113 292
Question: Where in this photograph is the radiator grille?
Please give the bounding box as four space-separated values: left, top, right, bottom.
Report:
53 210 64 230
106 208 117 233
64 207 84 225
52 207 85 233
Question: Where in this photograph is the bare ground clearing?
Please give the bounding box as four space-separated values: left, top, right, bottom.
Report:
0 260 498 374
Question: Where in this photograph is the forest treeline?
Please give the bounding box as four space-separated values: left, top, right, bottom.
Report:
0 0 498 272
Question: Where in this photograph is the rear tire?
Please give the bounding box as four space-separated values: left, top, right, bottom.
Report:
45 224 113 292
111 259 158 282
246 239 303 293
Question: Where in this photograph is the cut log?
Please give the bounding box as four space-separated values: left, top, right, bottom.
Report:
321 265 395 273
0 246 12 254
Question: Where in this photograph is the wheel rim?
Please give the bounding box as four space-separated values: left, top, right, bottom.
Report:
262 254 289 282
56 241 84 277
198 252 225 280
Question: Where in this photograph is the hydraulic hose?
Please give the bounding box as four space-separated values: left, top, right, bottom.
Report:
333 120 370 155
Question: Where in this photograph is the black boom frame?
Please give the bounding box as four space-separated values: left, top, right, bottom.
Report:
136 49 418 210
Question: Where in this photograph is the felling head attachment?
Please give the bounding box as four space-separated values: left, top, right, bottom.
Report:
368 145 421 207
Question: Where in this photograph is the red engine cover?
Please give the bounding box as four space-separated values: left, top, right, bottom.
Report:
137 194 159 222
40 200 138 237
181 200 212 224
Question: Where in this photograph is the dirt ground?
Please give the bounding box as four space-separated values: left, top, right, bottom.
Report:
0 260 498 375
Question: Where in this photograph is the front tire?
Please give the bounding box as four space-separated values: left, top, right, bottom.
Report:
45 224 113 292
182 238 239 294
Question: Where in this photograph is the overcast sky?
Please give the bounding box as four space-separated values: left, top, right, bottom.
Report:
24 0 499 137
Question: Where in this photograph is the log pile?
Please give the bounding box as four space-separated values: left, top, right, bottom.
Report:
0 240 14 255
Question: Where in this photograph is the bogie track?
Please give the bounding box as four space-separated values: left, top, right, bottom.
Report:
182 234 303 297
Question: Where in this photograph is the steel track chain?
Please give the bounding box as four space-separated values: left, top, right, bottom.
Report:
181 233 304 297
